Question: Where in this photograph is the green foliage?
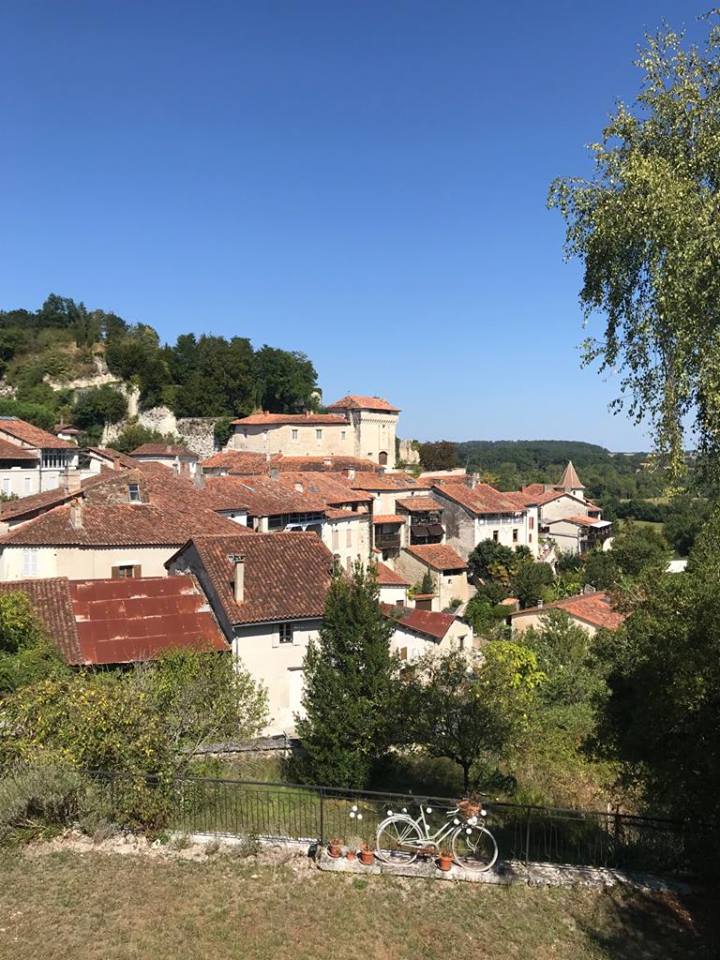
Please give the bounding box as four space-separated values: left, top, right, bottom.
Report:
549 17 720 476
253 345 318 413
512 559 554 609
0 399 56 431
420 570 434 595
610 523 671 577
111 423 181 454
402 644 544 792
468 540 517 584
213 416 234 449
0 593 68 692
463 595 509 639
663 496 712 556
418 441 460 472
598 508 720 834
582 549 619 591
0 649 268 828
72 385 127 431
295 562 399 788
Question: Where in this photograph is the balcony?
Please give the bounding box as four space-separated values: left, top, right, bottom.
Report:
374 532 401 550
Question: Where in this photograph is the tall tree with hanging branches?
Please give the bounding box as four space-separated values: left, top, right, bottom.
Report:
549 13 720 478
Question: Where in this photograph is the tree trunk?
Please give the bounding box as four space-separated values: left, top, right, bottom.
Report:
461 762 470 795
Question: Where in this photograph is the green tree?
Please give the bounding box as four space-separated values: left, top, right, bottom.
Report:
296 562 398 788
403 644 544 793
611 523 671 577
253 345 318 413
72 385 128 431
549 17 720 475
512 559 554 609
111 424 181 454
418 441 460 472
468 540 517 585
0 593 68 692
598 509 720 834
582 549 620 591
664 496 712 556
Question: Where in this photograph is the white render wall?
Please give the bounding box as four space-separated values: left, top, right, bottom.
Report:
391 617 473 662
321 515 371 571
378 582 407 606
229 422 355 457
233 619 323 735
0 544 178 581
395 550 470 611
0 465 81 498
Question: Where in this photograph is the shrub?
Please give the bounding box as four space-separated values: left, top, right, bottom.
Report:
0 761 87 843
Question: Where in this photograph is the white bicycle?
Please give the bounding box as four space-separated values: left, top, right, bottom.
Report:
375 798 498 871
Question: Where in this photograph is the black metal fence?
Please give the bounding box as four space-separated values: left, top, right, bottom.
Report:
93 773 701 877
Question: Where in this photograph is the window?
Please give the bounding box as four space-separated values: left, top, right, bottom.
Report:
492 530 499 542
346 527 352 548
529 533 533 543
128 483 141 502
112 564 140 579
341 430 346 441
279 622 293 644
458 636 465 651
291 429 299 441
24 476 32 494
332 527 339 550
22 549 38 577
529 516 535 530
42 450 66 469
316 429 323 441
512 528 519 543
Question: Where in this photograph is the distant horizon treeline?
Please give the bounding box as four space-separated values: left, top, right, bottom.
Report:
0 294 320 427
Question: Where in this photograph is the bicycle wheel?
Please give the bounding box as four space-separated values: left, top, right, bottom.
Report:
452 825 498 872
375 816 423 864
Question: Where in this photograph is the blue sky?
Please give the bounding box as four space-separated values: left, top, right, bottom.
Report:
0 1 704 450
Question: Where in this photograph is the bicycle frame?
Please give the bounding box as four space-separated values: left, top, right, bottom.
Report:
408 804 463 850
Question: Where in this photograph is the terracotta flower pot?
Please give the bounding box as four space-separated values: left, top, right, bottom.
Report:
346 849 357 861
328 842 342 859
437 854 453 872
359 849 375 866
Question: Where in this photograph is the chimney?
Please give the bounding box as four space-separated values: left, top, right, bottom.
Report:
270 467 279 480
294 481 303 493
70 497 84 530
62 470 82 494
347 469 356 481
468 475 477 489
230 554 245 604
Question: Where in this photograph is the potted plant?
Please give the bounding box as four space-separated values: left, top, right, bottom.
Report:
359 842 375 866
346 848 357 861
437 850 453 872
327 838 342 859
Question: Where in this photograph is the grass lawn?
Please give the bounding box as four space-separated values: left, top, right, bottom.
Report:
0 847 716 960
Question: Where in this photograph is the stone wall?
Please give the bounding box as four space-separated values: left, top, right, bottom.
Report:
102 406 219 458
398 438 420 465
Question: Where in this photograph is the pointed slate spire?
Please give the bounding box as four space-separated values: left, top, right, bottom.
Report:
559 460 584 490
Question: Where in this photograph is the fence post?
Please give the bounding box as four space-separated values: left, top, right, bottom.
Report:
319 788 325 845
525 808 531 867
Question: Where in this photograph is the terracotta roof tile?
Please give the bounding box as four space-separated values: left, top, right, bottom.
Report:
130 443 197 458
559 461 584 489
373 514 405 524
350 472 427 492
433 482 523 515
273 456 379 473
396 496 442 512
375 562 410 586
382 605 455 640
0 469 243 546
277 473 372 507
207 475 327 516
85 447 141 469
200 450 278 473
327 395 400 413
511 592 624 630
181 532 333 625
0 438 38 461
0 418 75 449
403 544 467 571
231 412 347 426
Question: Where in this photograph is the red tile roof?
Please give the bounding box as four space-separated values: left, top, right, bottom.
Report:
404 544 467 571
178 532 333 625
0 578 81 663
0 418 75 449
69 576 227 665
375 562 410 586
85 447 142 469
0 472 112 523
130 443 197 458
382 605 455 641
200 450 278 473
511 592 624 631
277 472 372 507
273 456 379 473
0 469 243 546
559 461 584 489
396 496 442 512
207 475 326 516
433 482 523 515
373 514 405 524
350 472 427 492
561 515 607 527
0 438 38 461
327 395 400 413
231 412 347 426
